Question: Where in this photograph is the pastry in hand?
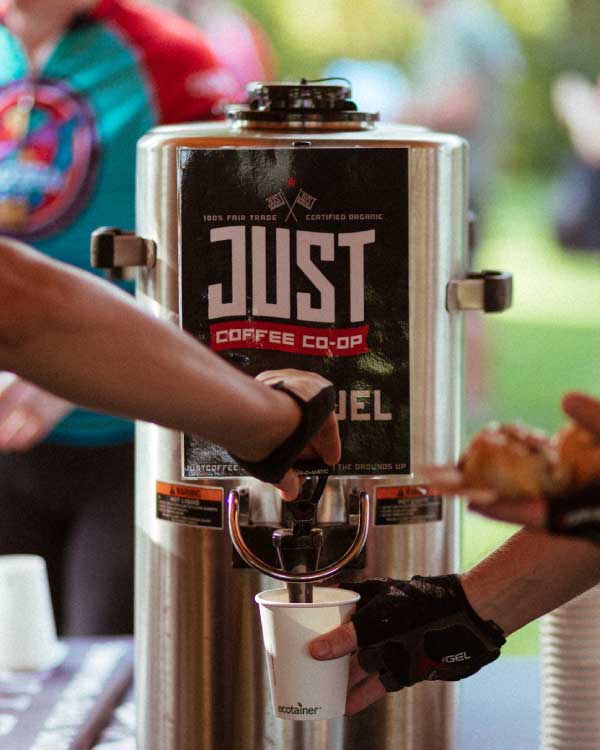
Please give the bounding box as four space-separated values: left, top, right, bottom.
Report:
459 423 569 502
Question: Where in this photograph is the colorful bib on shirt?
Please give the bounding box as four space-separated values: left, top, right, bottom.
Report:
0 78 98 239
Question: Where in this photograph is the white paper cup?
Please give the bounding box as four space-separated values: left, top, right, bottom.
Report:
255 586 360 721
0 555 61 671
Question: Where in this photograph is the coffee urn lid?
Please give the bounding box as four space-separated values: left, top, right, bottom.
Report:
227 78 379 127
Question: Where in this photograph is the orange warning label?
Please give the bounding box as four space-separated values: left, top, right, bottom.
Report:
156 481 223 529
156 481 222 502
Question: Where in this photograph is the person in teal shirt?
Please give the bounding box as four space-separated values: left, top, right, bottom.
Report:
0 0 241 634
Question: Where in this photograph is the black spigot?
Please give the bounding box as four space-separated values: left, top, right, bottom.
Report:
272 474 329 602
285 474 328 533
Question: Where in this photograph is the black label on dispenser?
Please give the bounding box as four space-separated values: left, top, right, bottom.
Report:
375 485 443 526
178 147 410 478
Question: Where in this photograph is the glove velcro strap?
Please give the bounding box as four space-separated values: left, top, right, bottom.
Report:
431 575 506 649
353 574 505 693
352 575 505 650
547 482 600 545
229 381 336 484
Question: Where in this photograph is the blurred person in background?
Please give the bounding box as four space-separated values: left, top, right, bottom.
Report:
322 59 411 122
179 0 277 86
396 0 524 419
551 72 600 252
0 0 241 636
399 0 523 229
323 0 522 224
552 73 600 174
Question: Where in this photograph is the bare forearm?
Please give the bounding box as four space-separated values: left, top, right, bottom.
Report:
461 529 600 635
1 241 299 460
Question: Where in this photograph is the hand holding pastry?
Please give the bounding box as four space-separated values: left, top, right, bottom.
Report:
423 392 600 534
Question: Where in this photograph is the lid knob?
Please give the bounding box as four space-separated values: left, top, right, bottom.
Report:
227 78 378 128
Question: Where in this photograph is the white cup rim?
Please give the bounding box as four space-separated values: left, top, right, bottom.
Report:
255 586 360 608
0 554 46 572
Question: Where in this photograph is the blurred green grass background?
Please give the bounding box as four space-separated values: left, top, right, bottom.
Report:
462 174 600 655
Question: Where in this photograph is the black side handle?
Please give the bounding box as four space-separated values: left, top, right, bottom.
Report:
468 270 513 313
90 227 156 270
446 270 513 313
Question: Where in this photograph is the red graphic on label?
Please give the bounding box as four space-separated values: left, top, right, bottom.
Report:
377 485 440 500
210 321 370 357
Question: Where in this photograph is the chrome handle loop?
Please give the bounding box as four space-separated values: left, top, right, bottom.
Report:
227 490 370 583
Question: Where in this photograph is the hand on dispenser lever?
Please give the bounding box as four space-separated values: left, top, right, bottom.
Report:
309 575 505 714
423 392 600 544
233 369 341 500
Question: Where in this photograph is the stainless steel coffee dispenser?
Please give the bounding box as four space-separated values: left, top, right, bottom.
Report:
92 81 511 750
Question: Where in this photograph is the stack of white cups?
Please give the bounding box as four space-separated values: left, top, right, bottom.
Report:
541 583 600 749
0 555 62 672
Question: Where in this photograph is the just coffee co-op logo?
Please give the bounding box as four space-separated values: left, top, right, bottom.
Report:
179 147 411 477
207 177 374 359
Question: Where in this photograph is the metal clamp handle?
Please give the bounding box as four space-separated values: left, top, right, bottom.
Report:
446 270 513 313
227 490 370 583
91 227 156 269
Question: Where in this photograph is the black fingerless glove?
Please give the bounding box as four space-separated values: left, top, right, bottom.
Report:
229 381 336 484
345 575 505 692
547 482 600 545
